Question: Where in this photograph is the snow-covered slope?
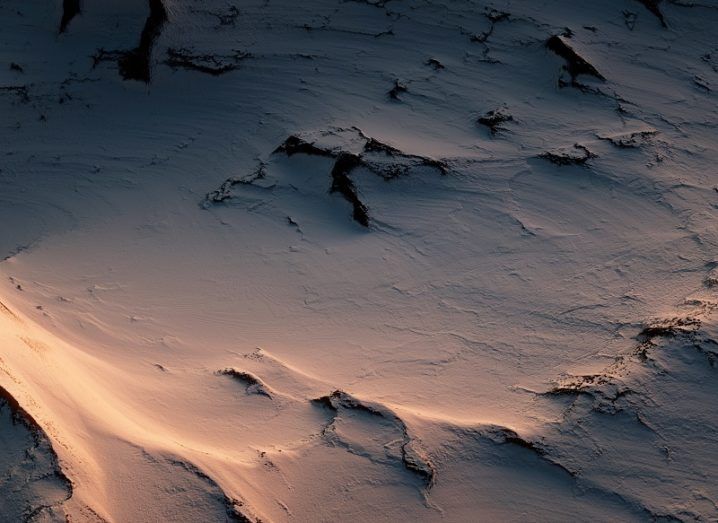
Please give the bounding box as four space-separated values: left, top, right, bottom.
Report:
1 0 717 521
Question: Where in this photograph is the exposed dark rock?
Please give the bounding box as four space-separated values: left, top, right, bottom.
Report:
544 374 611 397
203 164 267 206
420 157 450 176
275 131 449 222
59 0 81 34
623 10 638 30
94 0 168 82
0 386 43 433
273 135 335 157
300 21 394 38
388 79 408 100
347 0 394 8
481 425 576 476
165 48 251 76
330 153 370 227
637 316 701 342
598 129 657 148
539 144 597 166
426 58 445 70
478 108 514 134
0 386 73 521
206 130 448 227
363 137 403 156
635 0 668 27
204 177 245 205
469 8 510 43
287 216 299 228
543 373 640 417
486 8 510 23
546 35 605 85
361 136 449 178
464 8 510 63
693 75 711 92
226 499 255 523
118 0 168 82
219 368 272 398
311 390 436 487
147 453 256 522
0 85 29 103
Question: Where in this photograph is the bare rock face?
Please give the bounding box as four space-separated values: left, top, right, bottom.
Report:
205 128 449 227
0 389 71 523
59 0 81 34
92 0 169 83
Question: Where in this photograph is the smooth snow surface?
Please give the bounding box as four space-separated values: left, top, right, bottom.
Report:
1 0 717 521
